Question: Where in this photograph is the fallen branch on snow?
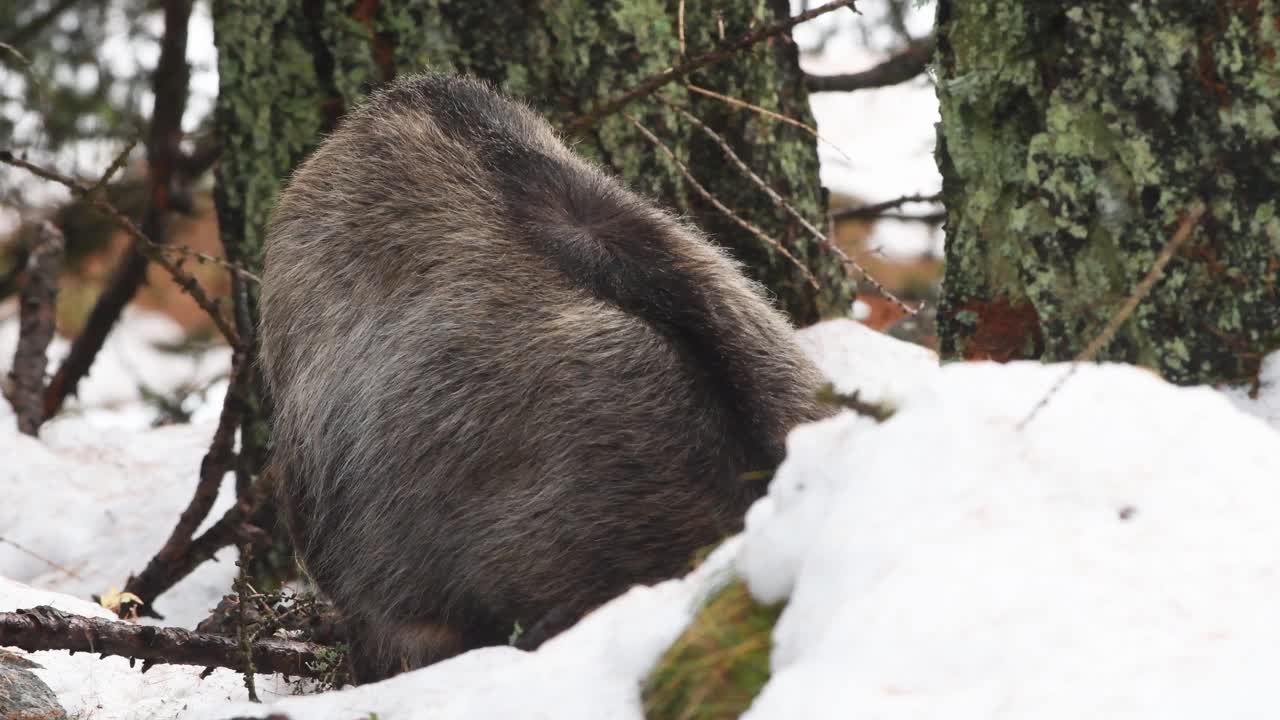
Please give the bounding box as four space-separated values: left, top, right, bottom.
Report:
0 605 340 681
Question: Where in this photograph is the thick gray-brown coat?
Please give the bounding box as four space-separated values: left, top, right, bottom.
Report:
259 73 831 682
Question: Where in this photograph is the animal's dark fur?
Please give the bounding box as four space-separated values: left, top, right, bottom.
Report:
259 73 831 683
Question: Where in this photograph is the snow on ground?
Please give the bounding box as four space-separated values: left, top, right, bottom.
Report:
0 301 237 629
5 307 1280 719
0 299 231 430
1222 350 1280 432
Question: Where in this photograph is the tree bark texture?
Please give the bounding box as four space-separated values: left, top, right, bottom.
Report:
935 1 1279 386
212 0 851 330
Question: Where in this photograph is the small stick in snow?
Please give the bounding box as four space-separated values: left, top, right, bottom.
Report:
0 605 334 680
235 545 261 702
1017 201 1207 430
0 536 82 580
4 221 64 435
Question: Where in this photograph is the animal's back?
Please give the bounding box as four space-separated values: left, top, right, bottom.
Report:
260 73 830 681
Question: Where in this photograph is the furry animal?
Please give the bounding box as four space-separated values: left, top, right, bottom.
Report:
259 73 831 683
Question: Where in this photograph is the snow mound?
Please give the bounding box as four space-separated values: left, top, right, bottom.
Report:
794 317 938 404
740 360 1280 719
0 578 290 720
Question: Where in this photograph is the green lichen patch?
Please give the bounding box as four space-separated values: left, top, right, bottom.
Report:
936 0 1280 386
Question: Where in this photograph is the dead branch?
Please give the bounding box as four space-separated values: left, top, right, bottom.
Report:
684 83 853 164
5 221 63 435
662 100 919 316
831 192 942 221
565 0 857 133
22 0 204 420
0 536 82 580
0 152 240 354
805 35 935 93
120 466 276 621
235 548 260 701
0 605 332 680
1076 202 1206 361
1018 200 1207 430
119 350 247 619
624 114 819 291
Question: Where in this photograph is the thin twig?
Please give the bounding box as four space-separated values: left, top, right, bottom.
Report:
805 35 935 93
0 537 82 580
685 82 853 165
565 0 858 133
235 545 260 702
663 100 917 315
167 243 261 283
1076 202 1206 361
20 0 206 419
677 0 686 57
1018 201 1207 430
624 114 819 291
0 150 240 350
85 137 140 200
832 192 942 221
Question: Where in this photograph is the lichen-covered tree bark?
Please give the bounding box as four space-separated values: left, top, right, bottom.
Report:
935 2 1279 386
213 0 850 328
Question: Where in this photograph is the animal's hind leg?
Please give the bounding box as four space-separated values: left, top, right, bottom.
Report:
347 619 467 684
512 600 601 652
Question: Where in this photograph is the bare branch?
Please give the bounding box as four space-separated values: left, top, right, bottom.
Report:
805 35 935 93
119 350 248 619
18 0 205 419
1018 201 1207 430
0 150 241 354
5 221 63 435
624 114 819 291
1076 202 1207 361
0 537 82 580
684 83 853 165
663 100 919 316
831 192 942 221
565 0 858 133
120 467 277 621
0 605 333 680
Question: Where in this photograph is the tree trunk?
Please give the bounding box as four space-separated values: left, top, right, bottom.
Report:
935 1 1280 387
